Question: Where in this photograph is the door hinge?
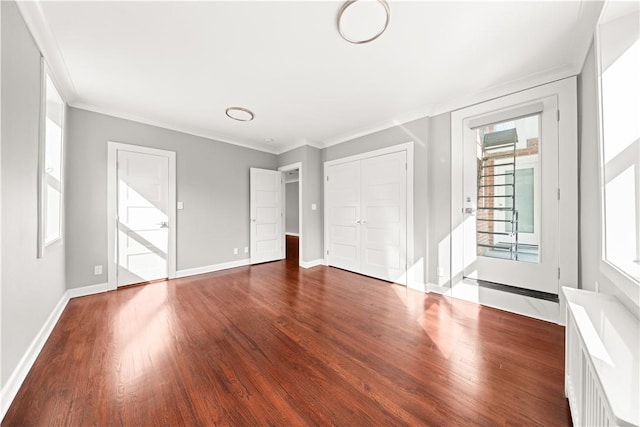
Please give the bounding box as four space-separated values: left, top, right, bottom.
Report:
557 188 560 200
557 110 560 122
558 267 561 279
405 163 407 170
326 176 329 182
326 249 329 255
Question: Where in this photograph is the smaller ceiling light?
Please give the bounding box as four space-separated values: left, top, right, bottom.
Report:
337 0 390 44
225 107 254 122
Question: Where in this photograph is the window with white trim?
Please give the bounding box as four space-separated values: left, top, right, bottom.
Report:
597 1 640 283
41 66 65 247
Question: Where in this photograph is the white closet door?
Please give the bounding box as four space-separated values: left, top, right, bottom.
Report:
250 168 282 264
360 151 407 282
326 160 361 272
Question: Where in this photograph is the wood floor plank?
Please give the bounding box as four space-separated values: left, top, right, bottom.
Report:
2 260 571 426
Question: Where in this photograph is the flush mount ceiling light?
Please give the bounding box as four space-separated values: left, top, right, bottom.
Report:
225 107 254 122
337 0 390 44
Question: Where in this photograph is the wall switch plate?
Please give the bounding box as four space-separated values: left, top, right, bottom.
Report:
244 247 249 253
233 248 238 255
94 265 103 275
177 201 184 210
311 203 317 210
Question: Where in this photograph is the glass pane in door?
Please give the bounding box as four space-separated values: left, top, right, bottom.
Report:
476 115 540 263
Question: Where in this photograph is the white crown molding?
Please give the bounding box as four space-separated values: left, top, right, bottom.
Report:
572 0 605 75
275 138 323 155
16 1 77 104
70 101 279 155
274 140 308 155
321 106 432 149
430 63 579 117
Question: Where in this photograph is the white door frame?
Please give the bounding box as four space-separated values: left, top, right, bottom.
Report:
278 162 303 266
107 141 177 290
451 77 578 293
323 141 415 285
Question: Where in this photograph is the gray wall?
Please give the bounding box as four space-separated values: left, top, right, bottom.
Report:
65 107 277 288
285 181 299 234
277 145 324 262
322 117 429 286
1 1 67 384
427 113 452 286
578 41 639 316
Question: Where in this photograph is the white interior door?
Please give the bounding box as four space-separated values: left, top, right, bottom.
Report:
462 96 559 294
326 160 361 272
250 168 282 264
117 150 169 286
360 152 407 282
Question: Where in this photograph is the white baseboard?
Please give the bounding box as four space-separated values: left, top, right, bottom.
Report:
0 290 69 421
426 281 559 323
67 282 110 299
176 259 251 278
285 232 299 237
300 259 324 269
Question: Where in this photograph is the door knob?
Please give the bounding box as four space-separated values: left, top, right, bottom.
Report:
158 221 169 228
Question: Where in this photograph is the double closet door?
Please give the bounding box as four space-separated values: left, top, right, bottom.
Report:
326 151 407 283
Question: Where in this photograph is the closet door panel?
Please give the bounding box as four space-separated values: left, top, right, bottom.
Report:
327 161 361 272
360 151 407 282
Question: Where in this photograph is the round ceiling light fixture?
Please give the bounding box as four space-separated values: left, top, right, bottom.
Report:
337 0 390 44
225 107 254 122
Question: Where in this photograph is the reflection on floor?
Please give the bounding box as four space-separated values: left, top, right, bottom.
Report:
3 261 570 426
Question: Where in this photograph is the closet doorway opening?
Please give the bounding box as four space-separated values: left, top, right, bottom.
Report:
279 163 303 266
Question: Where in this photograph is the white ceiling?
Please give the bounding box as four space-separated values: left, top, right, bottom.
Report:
20 1 602 154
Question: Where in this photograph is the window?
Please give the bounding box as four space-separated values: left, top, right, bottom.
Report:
597 2 640 283
39 64 65 252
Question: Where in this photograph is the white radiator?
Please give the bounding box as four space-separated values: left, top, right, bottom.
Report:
564 288 639 427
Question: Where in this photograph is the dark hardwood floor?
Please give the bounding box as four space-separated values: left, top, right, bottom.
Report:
286 234 299 262
2 260 571 426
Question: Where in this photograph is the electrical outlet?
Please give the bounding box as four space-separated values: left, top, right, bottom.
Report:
177 201 184 210
244 247 249 253
311 203 317 210
437 267 444 277
94 265 103 275
233 248 238 255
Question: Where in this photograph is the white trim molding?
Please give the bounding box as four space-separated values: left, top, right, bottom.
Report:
67 282 110 299
300 259 324 269
176 259 251 279
107 141 177 291
0 292 67 421
0 280 123 421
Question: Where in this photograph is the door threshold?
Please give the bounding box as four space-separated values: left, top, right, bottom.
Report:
429 279 560 323
118 277 168 289
475 279 559 303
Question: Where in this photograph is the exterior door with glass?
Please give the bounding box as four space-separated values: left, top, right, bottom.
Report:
462 96 559 294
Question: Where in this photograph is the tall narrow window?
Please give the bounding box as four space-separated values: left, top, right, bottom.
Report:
41 65 65 249
597 2 639 283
